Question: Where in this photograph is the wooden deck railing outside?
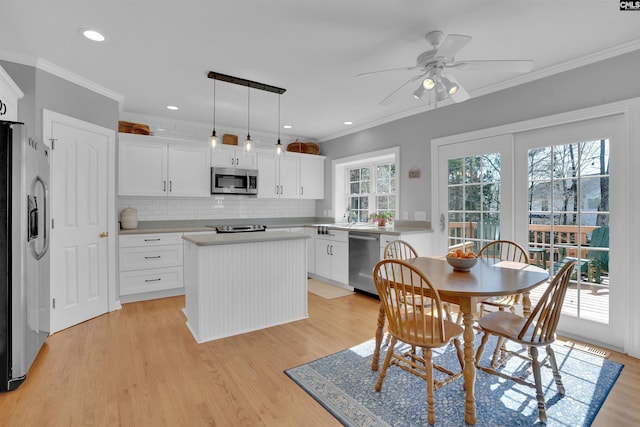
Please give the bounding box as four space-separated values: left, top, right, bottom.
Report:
448 222 604 259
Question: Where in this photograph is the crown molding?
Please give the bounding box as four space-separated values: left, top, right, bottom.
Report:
317 39 640 143
0 49 123 106
36 58 124 105
470 38 640 99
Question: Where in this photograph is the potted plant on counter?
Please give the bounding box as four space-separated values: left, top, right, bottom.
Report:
369 212 394 227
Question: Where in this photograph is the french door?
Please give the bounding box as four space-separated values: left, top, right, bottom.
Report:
435 117 624 348
514 115 625 348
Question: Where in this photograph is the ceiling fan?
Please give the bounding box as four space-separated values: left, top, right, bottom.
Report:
357 30 533 106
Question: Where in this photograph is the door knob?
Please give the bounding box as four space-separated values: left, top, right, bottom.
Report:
100 232 108 238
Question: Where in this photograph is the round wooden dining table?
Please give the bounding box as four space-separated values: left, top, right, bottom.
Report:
370 256 550 426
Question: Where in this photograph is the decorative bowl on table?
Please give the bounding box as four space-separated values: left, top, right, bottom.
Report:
446 255 478 272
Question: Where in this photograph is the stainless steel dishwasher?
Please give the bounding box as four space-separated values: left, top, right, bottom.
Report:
348 232 380 295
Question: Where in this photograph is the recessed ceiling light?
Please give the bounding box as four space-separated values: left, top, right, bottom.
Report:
283 125 292 129
166 105 179 111
80 29 105 42
344 121 353 125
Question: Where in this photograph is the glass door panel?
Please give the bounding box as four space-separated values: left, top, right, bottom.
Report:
515 114 623 348
528 139 610 322
437 135 513 256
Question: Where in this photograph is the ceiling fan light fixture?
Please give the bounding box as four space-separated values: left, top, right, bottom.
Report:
441 76 459 96
422 77 435 90
413 85 426 100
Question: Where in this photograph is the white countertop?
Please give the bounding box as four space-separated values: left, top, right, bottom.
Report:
182 231 309 246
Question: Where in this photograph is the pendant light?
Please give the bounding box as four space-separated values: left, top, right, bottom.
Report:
244 86 253 155
275 94 284 157
209 78 219 150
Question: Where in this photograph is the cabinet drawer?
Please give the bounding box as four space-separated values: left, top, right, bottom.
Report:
120 266 183 295
119 233 183 248
331 230 349 242
119 245 183 271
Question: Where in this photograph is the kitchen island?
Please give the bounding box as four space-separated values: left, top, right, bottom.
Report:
182 231 309 343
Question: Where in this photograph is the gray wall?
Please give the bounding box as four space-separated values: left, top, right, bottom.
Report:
1 60 119 138
318 49 640 222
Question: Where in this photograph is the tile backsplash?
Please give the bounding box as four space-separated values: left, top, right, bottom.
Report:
117 196 316 221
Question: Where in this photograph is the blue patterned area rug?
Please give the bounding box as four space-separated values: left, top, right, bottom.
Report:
285 336 623 426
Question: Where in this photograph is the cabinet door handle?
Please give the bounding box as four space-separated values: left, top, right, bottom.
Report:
330 244 333 256
231 157 235 166
301 186 304 196
145 278 162 282
144 256 161 259
163 180 166 192
236 157 239 165
280 185 283 195
144 238 161 242
274 185 278 195
169 181 172 192
327 244 330 255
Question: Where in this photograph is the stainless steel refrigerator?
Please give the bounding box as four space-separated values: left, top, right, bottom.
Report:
0 120 50 391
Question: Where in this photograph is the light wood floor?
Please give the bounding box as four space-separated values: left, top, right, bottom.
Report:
1 293 638 426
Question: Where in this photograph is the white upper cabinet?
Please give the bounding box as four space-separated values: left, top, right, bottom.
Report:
299 155 325 199
168 144 211 197
278 156 299 198
256 150 325 199
256 151 298 198
211 145 255 169
118 133 210 197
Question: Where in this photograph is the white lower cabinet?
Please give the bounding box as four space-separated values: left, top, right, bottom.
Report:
119 232 185 297
315 230 348 285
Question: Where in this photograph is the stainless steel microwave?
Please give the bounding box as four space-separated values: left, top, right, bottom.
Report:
211 167 258 195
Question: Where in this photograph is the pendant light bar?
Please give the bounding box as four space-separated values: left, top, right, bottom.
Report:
207 71 286 94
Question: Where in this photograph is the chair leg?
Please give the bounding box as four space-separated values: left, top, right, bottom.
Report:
375 337 396 392
546 345 565 395
383 330 392 346
475 332 490 367
529 346 548 424
423 347 436 425
491 337 506 368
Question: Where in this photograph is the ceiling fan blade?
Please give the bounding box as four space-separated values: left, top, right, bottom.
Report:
434 34 472 61
451 60 534 73
356 66 418 78
378 74 425 106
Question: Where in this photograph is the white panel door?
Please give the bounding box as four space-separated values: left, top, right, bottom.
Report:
50 119 109 332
